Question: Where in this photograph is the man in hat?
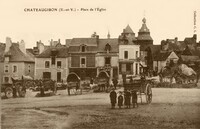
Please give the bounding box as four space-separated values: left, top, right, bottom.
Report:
118 91 123 109
110 88 117 109
131 90 138 108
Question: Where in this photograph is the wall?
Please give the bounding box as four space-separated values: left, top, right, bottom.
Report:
119 45 140 60
95 56 118 67
24 62 35 78
35 58 69 82
1 62 25 83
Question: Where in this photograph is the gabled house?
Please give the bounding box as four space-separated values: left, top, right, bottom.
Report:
96 34 119 81
68 35 98 79
0 37 34 85
35 46 69 82
118 25 140 78
153 51 179 73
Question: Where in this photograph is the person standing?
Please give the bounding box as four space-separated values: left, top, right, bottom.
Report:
110 88 117 109
124 89 131 108
131 90 138 108
118 91 123 109
112 78 118 89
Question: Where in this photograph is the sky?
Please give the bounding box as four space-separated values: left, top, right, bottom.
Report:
0 0 200 48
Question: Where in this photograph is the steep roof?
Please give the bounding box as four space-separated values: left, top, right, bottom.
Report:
184 37 196 44
153 51 171 61
0 43 34 62
98 38 118 52
123 25 134 34
69 38 97 46
37 46 68 58
137 18 153 41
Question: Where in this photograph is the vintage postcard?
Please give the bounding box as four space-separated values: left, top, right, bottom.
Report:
1 0 200 129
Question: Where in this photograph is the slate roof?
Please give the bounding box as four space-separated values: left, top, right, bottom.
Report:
69 38 97 46
181 55 200 62
148 45 161 55
0 43 34 62
98 38 118 53
184 37 196 44
37 46 68 58
123 25 134 34
153 51 171 61
137 18 153 41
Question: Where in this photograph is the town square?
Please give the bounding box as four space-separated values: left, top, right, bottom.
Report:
1 0 200 129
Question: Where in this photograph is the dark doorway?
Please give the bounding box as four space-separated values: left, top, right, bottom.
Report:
57 72 61 82
43 72 51 80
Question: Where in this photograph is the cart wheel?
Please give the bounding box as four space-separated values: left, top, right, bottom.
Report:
145 83 152 104
5 87 13 98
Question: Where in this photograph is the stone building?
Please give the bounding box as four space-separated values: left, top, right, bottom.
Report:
96 33 119 81
0 37 34 85
35 45 69 82
118 25 140 78
68 36 98 79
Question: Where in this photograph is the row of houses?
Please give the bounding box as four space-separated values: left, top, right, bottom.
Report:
1 17 200 85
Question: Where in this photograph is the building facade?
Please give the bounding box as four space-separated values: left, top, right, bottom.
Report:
68 36 98 79
96 36 119 81
35 46 69 82
0 37 34 85
118 25 140 78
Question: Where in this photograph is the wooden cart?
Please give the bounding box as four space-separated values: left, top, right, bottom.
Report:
124 77 153 104
66 72 82 95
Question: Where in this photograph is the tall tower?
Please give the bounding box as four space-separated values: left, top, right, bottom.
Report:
137 17 153 46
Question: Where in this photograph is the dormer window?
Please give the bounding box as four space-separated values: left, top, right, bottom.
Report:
105 43 111 52
81 45 86 52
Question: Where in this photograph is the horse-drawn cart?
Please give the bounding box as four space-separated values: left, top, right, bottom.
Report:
124 76 153 104
66 72 82 95
93 71 109 92
1 75 34 98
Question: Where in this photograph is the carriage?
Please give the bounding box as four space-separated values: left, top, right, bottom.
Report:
93 71 109 92
66 72 82 95
1 75 57 98
123 76 153 104
1 75 35 98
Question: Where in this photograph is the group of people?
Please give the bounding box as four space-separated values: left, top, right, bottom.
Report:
109 88 138 109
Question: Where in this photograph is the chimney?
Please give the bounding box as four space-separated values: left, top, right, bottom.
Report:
58 39 60 44
5 37 12 53
19 40 26 54
37 41 45 54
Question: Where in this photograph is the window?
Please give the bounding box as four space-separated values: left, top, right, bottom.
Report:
80 57 86 67
4 65 9 73
57 72 61 82
124 51 128 59
105 57 111 65
105 43 111 52
13 65 17 73
43 72 51 79
57 61 61 68
81 46 86 52
126 63 131 71
4 77 9 83
28 65 31 73
81 58 86 65
45 61 50 68
136 51 138 58
135 63 138 75
51 56 56 65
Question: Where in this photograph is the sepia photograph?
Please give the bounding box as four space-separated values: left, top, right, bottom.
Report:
0 0 200 129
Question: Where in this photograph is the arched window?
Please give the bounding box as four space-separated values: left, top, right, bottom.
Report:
105 43 111 52
81 45 86 52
